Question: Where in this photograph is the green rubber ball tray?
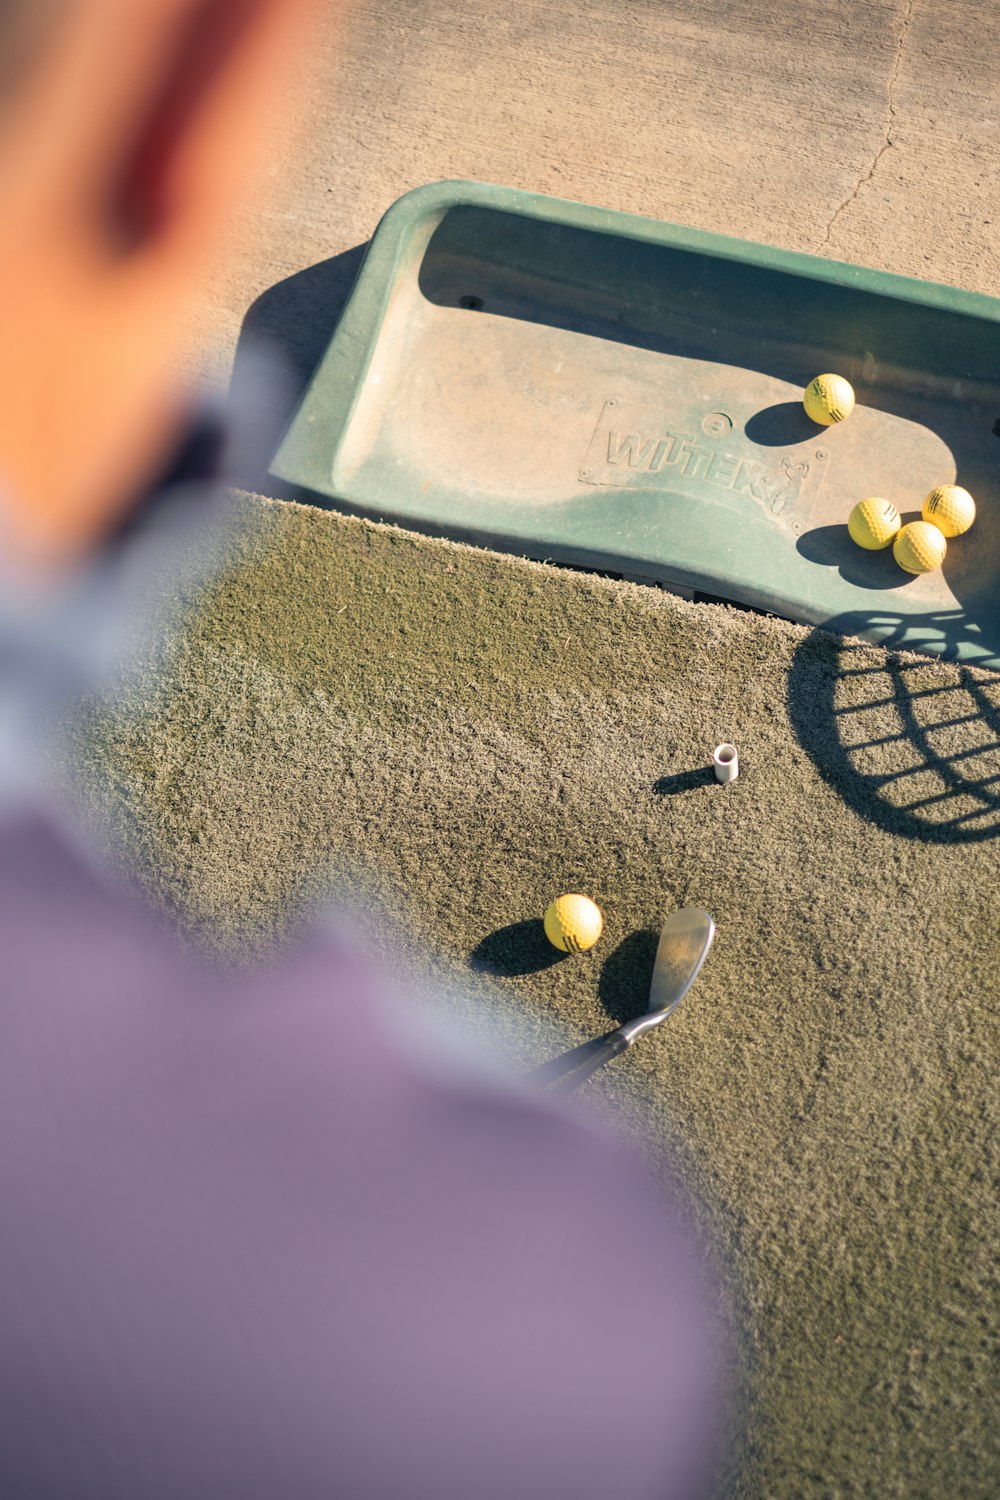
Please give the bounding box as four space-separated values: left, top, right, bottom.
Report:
272 179 1000 668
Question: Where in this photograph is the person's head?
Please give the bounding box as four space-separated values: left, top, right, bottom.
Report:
0 0 320 566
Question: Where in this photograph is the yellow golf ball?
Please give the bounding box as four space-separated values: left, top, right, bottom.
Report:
848 496 900 550
893 521 947 575
922 484 975 538
543 894 604 954
803 373 855 426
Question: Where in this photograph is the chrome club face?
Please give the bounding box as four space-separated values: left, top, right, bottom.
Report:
530 908 716 1092
623 907 716 1044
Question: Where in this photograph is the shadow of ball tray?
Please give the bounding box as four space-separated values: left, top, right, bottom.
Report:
234 243 371 446
788 611 1000 843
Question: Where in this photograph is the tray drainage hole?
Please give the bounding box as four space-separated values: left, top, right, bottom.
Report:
993 417 1000 437
459 295 485 311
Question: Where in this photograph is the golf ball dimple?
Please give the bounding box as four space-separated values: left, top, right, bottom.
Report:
922 484 975 538
544 894 604 954
893 520 947 575
803 373 855 426
848 496 901 550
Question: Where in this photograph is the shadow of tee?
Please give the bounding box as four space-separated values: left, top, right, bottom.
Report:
654 766 715 795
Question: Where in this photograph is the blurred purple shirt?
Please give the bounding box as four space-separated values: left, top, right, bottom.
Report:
0 809 718 1498
0 392 719 1495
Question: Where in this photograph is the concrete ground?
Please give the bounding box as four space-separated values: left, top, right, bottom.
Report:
191 0 1000 387
93 3 1000 1496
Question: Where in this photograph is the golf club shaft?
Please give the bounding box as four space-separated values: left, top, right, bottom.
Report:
551 1030 631 1093
526 1028 625 1085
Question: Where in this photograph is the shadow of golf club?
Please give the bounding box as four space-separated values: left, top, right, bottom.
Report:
597 928 659 1025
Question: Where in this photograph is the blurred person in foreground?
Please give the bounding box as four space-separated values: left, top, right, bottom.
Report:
0 3 724 1496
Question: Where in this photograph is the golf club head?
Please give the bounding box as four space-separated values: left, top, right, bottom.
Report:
624 908 715 1043
532 907 716 1089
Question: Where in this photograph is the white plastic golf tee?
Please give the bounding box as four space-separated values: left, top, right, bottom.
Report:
713 743 739 784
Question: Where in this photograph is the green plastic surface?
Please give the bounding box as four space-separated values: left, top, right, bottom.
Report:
272 180 1000 667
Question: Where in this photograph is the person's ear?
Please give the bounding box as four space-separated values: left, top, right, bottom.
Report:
0 0 321 565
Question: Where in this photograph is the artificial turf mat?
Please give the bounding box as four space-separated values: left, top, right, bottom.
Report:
76 491 999 1499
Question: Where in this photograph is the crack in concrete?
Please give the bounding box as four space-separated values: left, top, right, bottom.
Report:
816 0 915 253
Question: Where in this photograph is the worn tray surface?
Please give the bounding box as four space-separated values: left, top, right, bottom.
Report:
273 181 1000 667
